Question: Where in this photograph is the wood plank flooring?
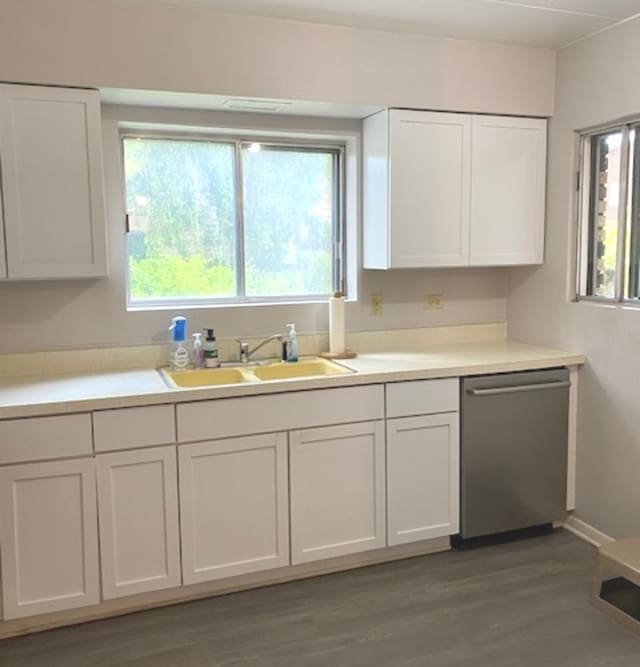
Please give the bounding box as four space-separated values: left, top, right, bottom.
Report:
3 530 640 666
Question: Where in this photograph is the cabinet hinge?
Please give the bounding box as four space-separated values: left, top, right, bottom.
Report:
576 171 581 192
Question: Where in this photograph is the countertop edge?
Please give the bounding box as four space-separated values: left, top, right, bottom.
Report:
0 351 586 420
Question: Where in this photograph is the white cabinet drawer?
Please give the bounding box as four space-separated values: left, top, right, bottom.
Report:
177 385 384 443
386 379 459 418
0 414 92 464
93 405 175 453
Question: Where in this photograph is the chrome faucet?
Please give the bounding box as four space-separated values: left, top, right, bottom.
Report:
236 333 283 364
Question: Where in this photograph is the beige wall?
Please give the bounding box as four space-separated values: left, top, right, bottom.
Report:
0 104 506 353
0 0 548 354
0 0 555 116
508 17 640 538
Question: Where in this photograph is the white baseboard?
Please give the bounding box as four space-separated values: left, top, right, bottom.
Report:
564 515 614 547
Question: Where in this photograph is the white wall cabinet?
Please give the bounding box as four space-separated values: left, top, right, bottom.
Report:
289 421 386 564
363 110 471 268
96 446 181 599
179 433 290 585
469 115 546 265
387 414 459 546
0 84 107 279
0 458 99 619
363 108 546 268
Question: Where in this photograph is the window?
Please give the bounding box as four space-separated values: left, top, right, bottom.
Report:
122 133 343 307
577 123 639 301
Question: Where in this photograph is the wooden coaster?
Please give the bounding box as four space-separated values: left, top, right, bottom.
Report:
319 350 357 360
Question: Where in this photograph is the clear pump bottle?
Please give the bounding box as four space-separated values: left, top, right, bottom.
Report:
169 316 190 371
286 323 298 362
192 332 204 368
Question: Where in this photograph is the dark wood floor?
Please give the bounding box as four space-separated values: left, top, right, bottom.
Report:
3 530 640 666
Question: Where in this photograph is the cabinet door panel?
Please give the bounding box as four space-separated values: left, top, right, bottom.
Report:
179 433 289 584
0 84 107 278
0 459 99 619
289 421 386 564
389 110 471 267
470 115 546 265
97 446 181 599
387 414 459 546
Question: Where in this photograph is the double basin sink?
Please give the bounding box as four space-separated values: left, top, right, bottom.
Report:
160 356 354 389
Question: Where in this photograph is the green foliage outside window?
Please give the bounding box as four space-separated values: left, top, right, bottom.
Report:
123 136 337 302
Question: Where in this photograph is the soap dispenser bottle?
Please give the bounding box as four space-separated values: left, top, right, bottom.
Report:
192 332 204 368
169 316 190 371
286 323 298 362
203 329 220 368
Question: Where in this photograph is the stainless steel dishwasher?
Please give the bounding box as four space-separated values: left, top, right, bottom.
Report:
458 368 570 543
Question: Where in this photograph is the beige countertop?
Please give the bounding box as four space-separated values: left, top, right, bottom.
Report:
0 339 585 419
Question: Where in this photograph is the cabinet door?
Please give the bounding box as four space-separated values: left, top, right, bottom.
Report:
289 421 386 564
0 459 99 619
387 414 459 546
96 446 181 599
179 433 289 585
0 84 107 279
389 110 471 267
470 115 547 265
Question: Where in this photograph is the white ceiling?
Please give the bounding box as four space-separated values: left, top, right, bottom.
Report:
153 0 640 48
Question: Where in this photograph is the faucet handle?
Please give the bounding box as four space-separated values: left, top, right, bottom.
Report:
237 339 250 363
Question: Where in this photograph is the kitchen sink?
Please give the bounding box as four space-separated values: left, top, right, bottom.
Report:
252 358 352 381
160 367 252 388
159 357 353 388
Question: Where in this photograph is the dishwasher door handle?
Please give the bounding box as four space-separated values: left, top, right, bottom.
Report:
467 380 571 396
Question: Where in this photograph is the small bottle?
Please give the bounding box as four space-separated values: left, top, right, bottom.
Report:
203 328 220 368
286 323 298 363
192 332 204 368
168 316 190 371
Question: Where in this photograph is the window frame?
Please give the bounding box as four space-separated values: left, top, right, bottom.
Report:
576 120 637 304
120 129 346 309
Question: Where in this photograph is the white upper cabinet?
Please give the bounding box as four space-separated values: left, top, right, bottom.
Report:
363 110 471 268
363 109 546 269
0 84 107 279
469 115 547 265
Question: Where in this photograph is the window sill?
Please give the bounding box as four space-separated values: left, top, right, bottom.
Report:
127 296 355 312
571 297 640 311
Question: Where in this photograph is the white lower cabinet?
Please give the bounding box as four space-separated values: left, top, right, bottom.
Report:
178 433 290 585
289 421 386 564
387 414 460 546
96 446 181 599
0 459 99 619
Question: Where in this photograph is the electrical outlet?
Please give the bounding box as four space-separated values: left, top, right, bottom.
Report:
370 292 384 316
424 293 444 310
